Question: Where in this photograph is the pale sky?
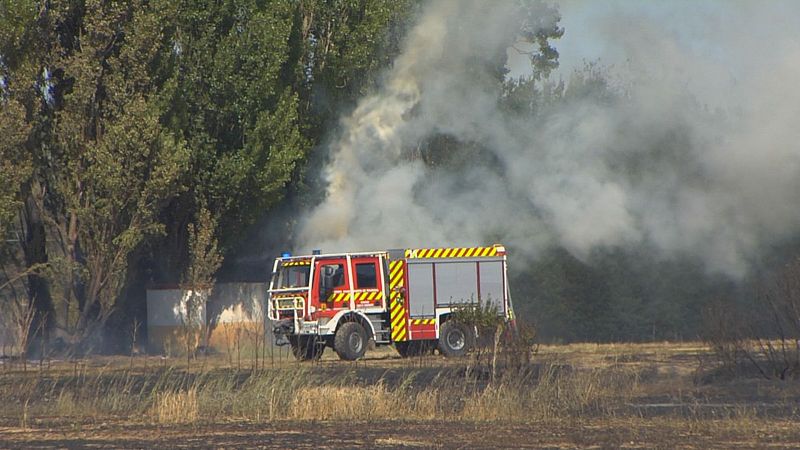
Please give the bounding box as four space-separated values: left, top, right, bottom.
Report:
508 0 800 84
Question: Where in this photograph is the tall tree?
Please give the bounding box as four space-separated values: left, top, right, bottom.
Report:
150 0 308 282
1 0 57 335
3 0 189 348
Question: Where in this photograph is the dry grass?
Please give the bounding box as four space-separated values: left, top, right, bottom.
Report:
289 384 433 420
0 341 798 442
151 388 198 424
0 357 642 425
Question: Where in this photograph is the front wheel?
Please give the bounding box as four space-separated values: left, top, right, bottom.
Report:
438 321 474 357
289 336 325 361
334 322 368 361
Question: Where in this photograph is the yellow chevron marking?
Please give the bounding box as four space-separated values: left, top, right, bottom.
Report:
406 246 503 258
282 260 311 267
411 318 436 325
390 271 403 287
390 301 403 316
392 327 407 341
390 309 402 323
330 292 349 303
387 260 407 342
391 313 405 329
389 264 402 281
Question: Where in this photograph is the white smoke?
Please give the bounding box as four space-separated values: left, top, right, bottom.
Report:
299 0 800 277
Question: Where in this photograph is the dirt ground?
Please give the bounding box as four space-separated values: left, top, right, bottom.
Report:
1 342 799 449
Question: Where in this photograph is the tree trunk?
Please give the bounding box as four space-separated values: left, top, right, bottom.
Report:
22 185 53 342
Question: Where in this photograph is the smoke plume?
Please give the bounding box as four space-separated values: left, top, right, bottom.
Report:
299 0 800 277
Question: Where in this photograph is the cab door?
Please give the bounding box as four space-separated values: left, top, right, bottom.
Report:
312 258 350 314
349 256 385 309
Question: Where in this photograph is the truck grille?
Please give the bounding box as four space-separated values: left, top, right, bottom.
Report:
274 297 303 310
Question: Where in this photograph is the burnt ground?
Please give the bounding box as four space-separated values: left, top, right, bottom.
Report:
1 342 800 449
2 418 800 449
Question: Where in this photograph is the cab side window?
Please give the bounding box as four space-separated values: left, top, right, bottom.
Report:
355 263 377 289
331 264 345 287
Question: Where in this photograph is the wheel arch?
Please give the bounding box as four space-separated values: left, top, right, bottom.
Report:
330 310 375 340
435 310 454 338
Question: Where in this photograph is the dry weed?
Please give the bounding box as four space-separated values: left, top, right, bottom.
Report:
151 387 199 424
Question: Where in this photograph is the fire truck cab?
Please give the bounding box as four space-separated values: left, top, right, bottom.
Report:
267 245 514 361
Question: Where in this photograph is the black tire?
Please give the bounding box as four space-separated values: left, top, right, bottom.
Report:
438 321 474 357
395 340 434 358
289 336 325 361
334 321 368 361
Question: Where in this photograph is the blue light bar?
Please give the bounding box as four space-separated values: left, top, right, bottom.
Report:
312 249 321 255
281 252 291 258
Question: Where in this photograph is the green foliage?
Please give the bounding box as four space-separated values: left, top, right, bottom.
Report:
451 296 504 331
0 99 30 240
0 0 190 345
184 206 223 290
153 0 308 272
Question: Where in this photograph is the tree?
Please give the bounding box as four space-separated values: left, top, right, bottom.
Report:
148 0 309 282
181 205 222 366
1 0 56 338
2 0 189 349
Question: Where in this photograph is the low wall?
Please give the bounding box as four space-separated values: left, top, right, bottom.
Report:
147 283 270 354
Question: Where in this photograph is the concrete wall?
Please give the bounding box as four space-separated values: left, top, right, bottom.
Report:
207 283 268 351
146 283 269 354
146 288 208 354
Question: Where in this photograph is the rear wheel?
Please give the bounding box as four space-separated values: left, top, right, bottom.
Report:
289 336 325 361
334 322 368 361
438 321 474 357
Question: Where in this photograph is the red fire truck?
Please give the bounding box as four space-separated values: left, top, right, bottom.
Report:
267 244 515 360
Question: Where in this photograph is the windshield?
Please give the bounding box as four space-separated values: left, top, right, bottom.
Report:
274 262 311 289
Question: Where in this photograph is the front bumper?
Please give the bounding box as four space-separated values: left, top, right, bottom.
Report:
271 317 335 343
